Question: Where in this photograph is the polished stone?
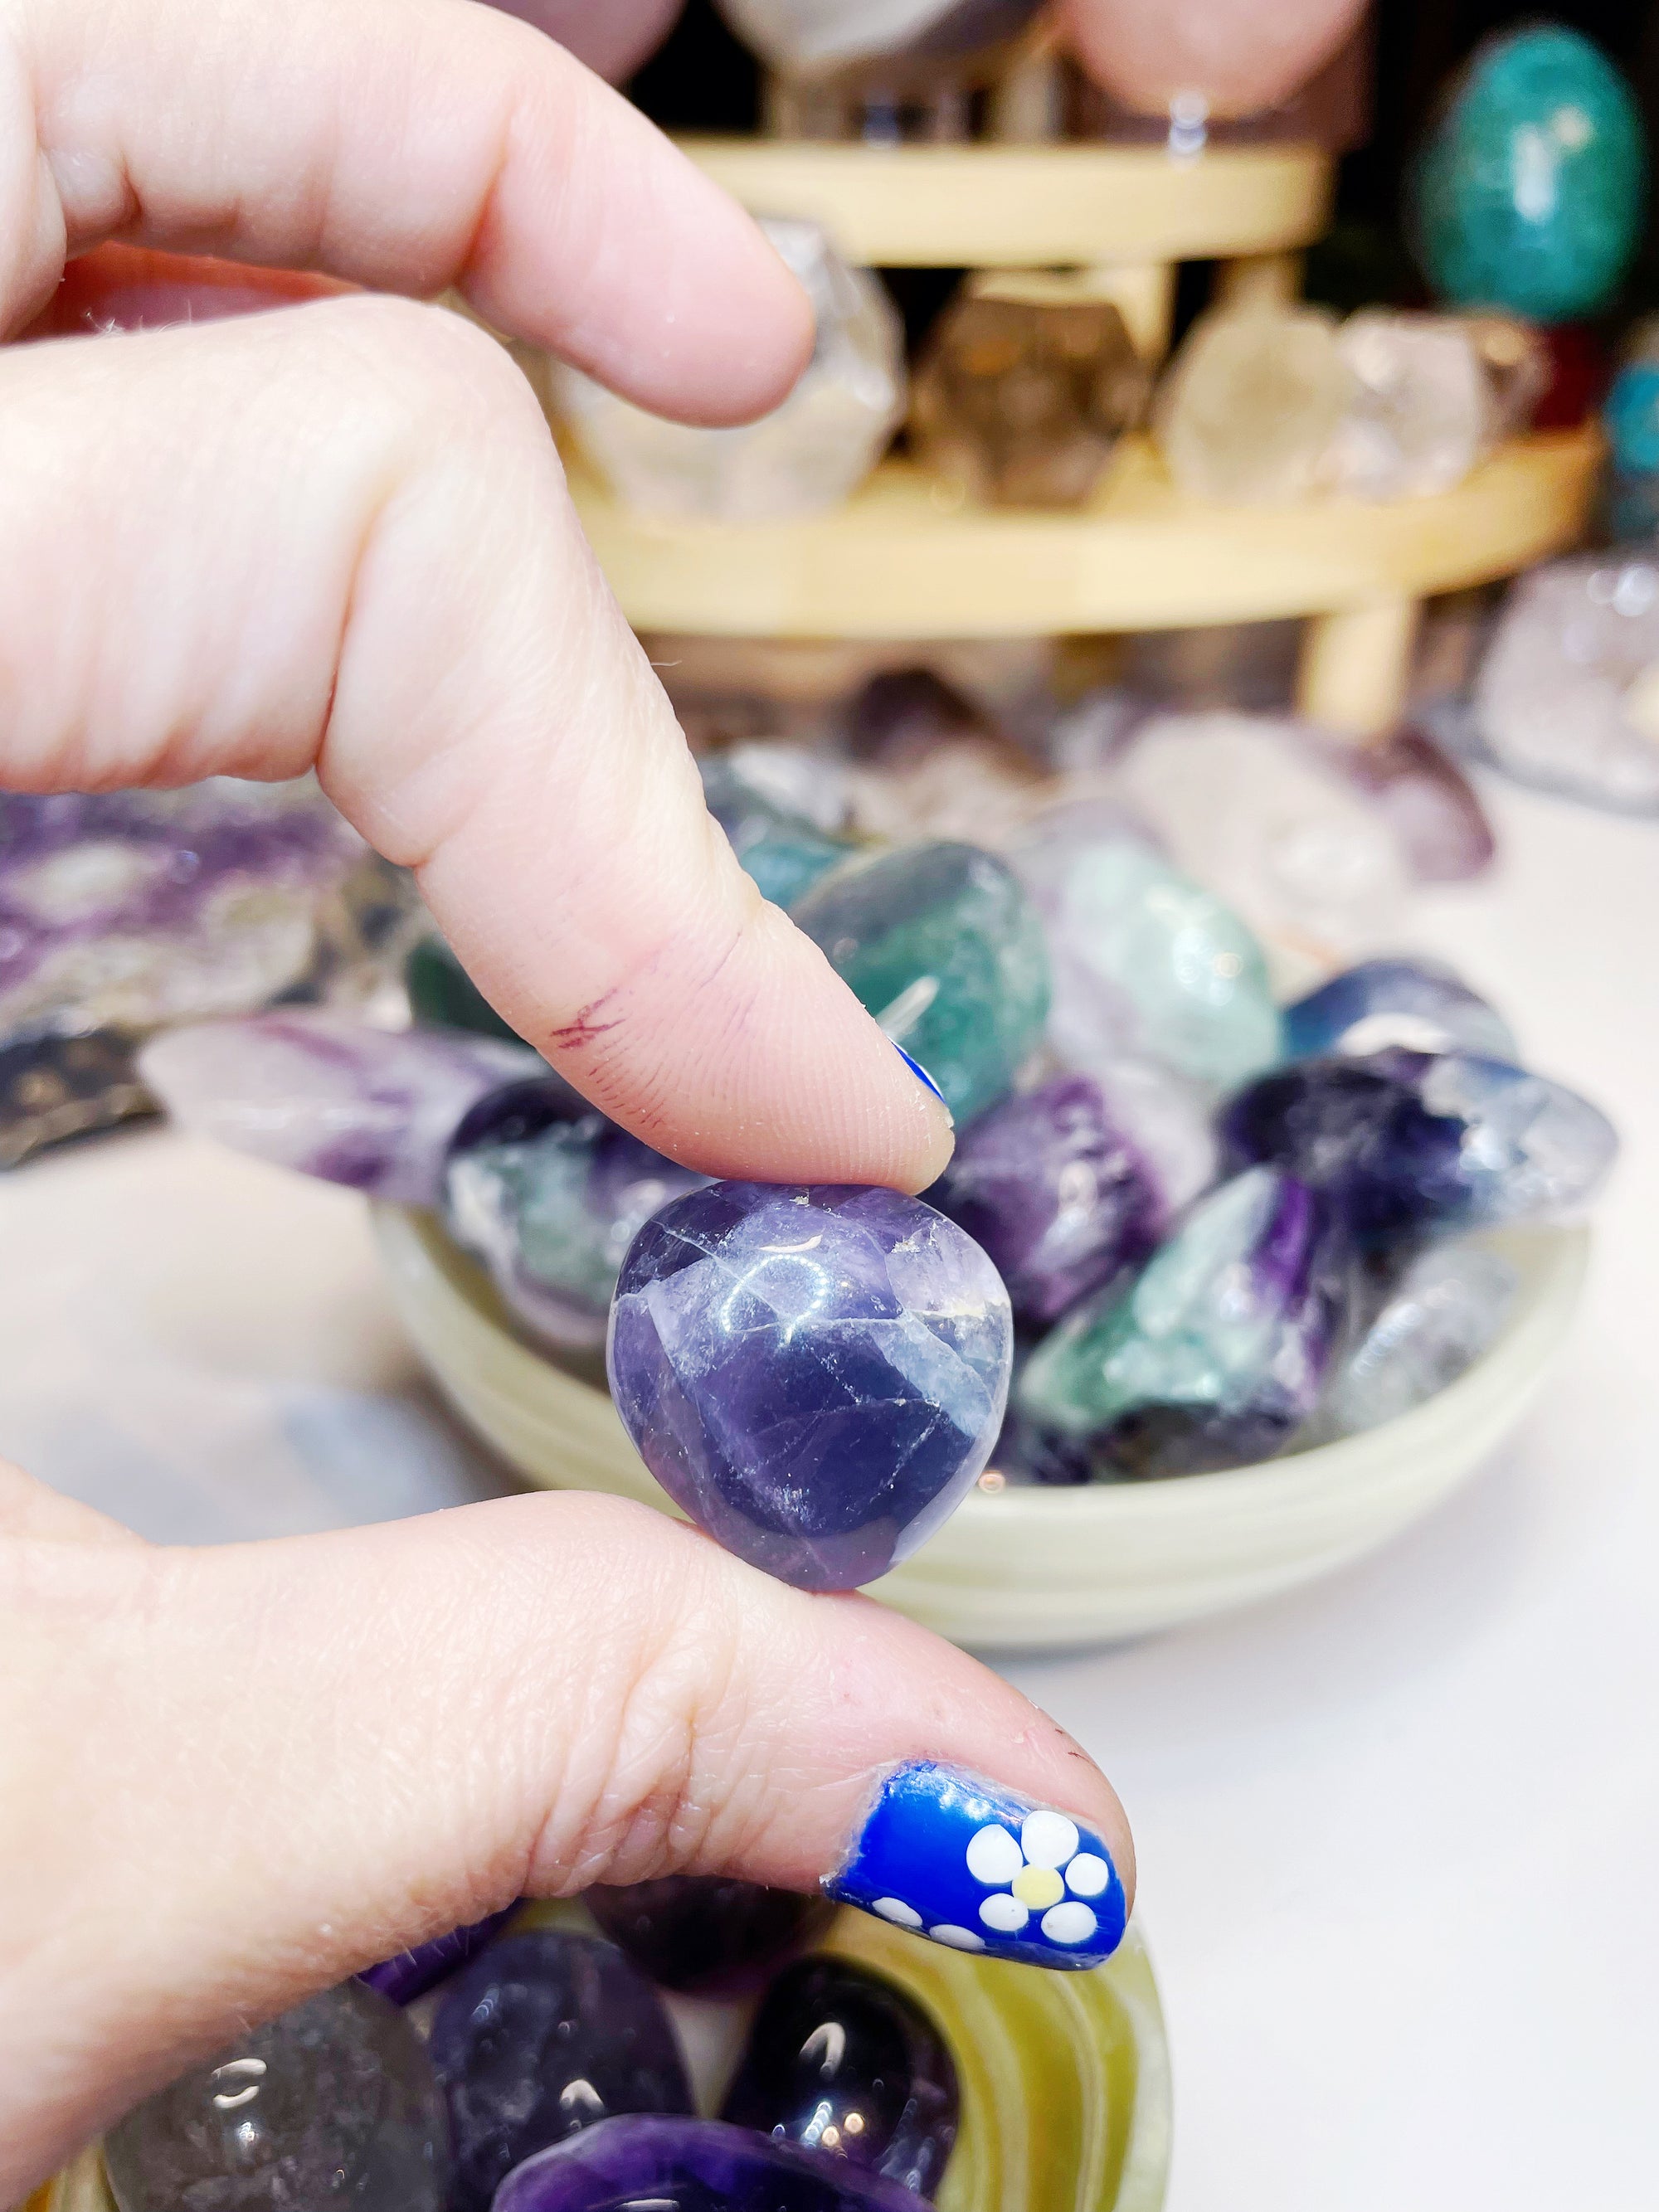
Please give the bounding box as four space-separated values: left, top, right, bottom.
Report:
715 0 1043 77
793 840 1050 1122
0 779 406 1042
1411 25 1646 322
557 221 904 520
358 1907 519 2006
0 1018 153 1170
1339 723 1496 883
1009 802 1281 1091
1283 960 1518 1064
722 1958 959 2197
1107 714 1412 974
1474 556 1659 814
1222 1048 1618 1242
1018 1167 1350 1475
911 289 1149 508
586 1877 834 1996
445 1093 708 1354
105 1981 447 2212
405 933 520 1043
139 1013 541 1205
929 1072 1164 1325
1154 307 1353 506
495 2116 927 2212
489 0 684 81
431 1932 693 2212
1060 0 1367 118
1319 1240 1518 1436
1326 311 1543 500
700 752 857 910
608 1182 1013 1589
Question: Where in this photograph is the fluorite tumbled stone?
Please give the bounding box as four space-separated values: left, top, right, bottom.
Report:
495 2116 927 2212
359 1906 519 2006
791 841 1050 1124
700 753 856 912
431 1932 693 2212
722 1959 958 2198
1283 959 1518 1064
105 1981 447 2212
586 1876 834 1996
139 1012 540 1205
445 1082 708 1354
1318 1240 1519 1437
930 1072 1167 1326
1222 1049 1618 1243
608 1183 1013 1589
1010 805 1280 1091
1410 26 1646 323
1018 1167 1350 1475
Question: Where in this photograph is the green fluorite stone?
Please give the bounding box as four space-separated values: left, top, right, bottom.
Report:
406 935 519 1043
793 840 1050 1123
1412 26 1646 322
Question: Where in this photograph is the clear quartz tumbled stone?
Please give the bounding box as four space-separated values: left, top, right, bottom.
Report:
911 280 1150 509
715 0 1044 80
1325 310 1546 501
1153 306 1354 506
554 220 905 521
104 1981 448 2212
1474 555 1659 814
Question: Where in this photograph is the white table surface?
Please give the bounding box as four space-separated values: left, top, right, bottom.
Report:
2 778 1655 2210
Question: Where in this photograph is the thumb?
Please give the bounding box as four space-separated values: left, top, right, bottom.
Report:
0 1480 1133 2196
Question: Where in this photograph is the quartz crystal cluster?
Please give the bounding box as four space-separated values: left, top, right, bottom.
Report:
104 1888 962 2212
556 221 905 521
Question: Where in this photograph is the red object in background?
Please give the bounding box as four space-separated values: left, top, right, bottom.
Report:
1532 323 1612 431
485 0 686 83
20 247 344 342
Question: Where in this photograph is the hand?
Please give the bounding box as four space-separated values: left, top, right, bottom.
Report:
0 0 1133 2191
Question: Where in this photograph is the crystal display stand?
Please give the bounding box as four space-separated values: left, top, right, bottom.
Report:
564 129 1599 736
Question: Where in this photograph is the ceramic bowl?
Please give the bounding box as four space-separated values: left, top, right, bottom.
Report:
373 1205 1589 1651
41 1906 1171 2212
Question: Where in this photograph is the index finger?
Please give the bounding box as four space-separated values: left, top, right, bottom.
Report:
0 0 811 420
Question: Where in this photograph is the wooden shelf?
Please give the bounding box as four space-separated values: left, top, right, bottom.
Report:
677 137 1334 268
572 428 1600 643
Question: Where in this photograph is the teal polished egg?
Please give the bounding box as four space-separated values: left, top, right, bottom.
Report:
1411 25 1645 323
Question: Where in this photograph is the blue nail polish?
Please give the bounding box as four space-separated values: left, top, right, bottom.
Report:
896 1047 951 1111
825 1762 1126 1972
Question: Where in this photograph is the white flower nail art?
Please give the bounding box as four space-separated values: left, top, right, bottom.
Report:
964 1808 1111 1946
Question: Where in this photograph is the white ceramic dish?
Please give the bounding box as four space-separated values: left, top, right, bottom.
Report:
373 1207 1590 1652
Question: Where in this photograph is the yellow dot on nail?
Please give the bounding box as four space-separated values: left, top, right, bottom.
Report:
1013 1865 1065 1909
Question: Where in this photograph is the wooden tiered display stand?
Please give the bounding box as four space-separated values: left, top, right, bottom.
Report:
568 135 1600 735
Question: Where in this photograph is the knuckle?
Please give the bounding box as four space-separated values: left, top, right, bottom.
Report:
306 292 553 463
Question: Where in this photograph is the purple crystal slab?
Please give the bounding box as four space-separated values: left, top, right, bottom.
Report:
607 1183 1013 1590
1221 1048 1618 1243
1017 1168 1353 1476
358 1905 518 2005
139 1013 540 1205
431 1931 693 2212
585 1876 834 1996
494 2116 928 2212
722 1957 959 2198
929 1072 1163 1325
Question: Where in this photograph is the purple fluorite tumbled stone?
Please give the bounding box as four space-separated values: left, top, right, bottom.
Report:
929 1072 1165 1325
585 1876 834 1995
495 2117 927 2212
1222 1049 1618 1243
358 1905 518 2005
431 1932 693 2212
607 1183 1013 1590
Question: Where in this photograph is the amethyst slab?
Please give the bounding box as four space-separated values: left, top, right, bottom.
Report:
607 1182 1013 1591
495 2116 927 2212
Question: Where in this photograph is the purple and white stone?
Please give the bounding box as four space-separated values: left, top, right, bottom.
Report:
139 1013 541 1206
607 1182 1013 1590
1283 959 1519 1064
496 2117 928 2212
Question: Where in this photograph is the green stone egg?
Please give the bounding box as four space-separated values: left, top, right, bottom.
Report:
1411 25 1646 322
792 841 1051 1125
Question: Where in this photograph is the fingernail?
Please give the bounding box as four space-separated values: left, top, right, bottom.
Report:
824 1761 1126 1971
896 1046 951 1116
